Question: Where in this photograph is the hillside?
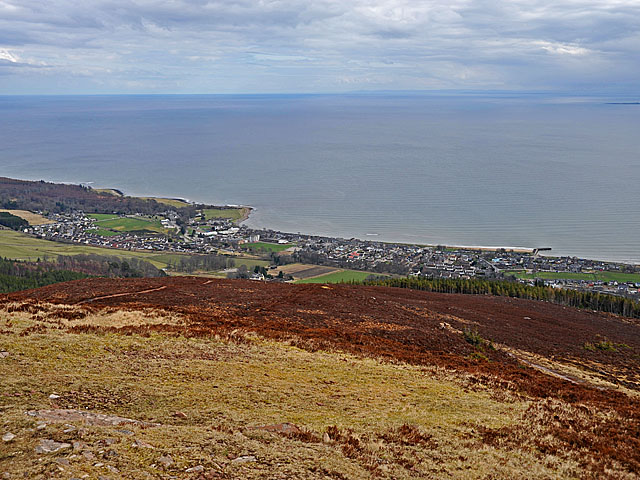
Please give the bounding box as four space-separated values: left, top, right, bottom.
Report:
1 278 639 479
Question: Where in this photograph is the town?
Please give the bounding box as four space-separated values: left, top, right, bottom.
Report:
22 208 640 299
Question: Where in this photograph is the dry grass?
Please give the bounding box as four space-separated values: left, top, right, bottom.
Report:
0 209 52 226
0 304 637 479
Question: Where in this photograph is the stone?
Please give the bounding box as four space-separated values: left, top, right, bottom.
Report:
54 458 70 466
49 394 61 400
73 440 88 451
0 351 9 358
2 433 15 442
158 455 173 468
173 411 188 419
231 455 257 464
185 465 204 473
35 439 72 454
132 439 154 449
82 451 96 461
36 422 47 430
323 432 331 443
26 409 159 428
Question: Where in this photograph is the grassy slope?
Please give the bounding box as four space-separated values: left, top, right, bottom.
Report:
241 242 292 253
507 270 640 283
0 230 185 269
295 270 378 284
202 208 246 222
92 216 166 234
0 306 578 480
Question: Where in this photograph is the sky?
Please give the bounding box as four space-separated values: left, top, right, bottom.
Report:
0 0 639 94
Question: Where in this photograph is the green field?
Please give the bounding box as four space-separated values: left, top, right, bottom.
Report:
86 228 121 237
506 270 640 283
86 213 119 221
88 215 166 234
295 269 380 284
0 230 187 269
241 241 292 253
139 197 190 208
202 208 246 222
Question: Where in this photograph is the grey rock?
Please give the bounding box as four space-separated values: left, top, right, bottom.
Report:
185 465 204 473
0 351 9 358
54 458 70 466
48 394 61 400
35 439 72 454
158 455 173 467
132 439 154 449
82 451 96 461
232 455 257 464
73 440 88 451
2 433 15 442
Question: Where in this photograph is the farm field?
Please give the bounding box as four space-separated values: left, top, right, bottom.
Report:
202 207 248 222
0 229 186 269
267 263 338 280
85 228 121 237
87 214 167 234
139 197 190 208
86 213 119 221
241 241 293 253
295 269 380 284
0 209 52 225
506 270 640 283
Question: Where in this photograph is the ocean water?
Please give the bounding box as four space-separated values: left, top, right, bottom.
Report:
0 93 638 263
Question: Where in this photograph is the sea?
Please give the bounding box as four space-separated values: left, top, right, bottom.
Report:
0 93 638 264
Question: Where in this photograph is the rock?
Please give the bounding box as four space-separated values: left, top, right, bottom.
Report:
36 422 47 430
82 451 96 461
116 429 134 435
132 439 154 449
73 440 88 451
173 411 188 419
0 351 9 358
49 394 61 400
2 433 15 442
26 409 159 428
158 455 173 468
231 455 257 464
185 465 204 473
54 458 70 466
106 465 119 473
323 432 331 443
35 439 72 454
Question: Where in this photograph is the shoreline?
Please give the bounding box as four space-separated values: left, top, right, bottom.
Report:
27 179 639 265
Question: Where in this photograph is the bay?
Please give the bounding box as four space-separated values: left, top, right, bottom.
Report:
0 93 638 263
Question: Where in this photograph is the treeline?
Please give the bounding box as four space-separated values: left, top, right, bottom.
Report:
0 212 28 230
362 277 640 319
0 254 166 293
165 253 235 273
0 257 88 293
54 254 165 278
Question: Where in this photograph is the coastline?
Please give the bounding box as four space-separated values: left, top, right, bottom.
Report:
14 178 636 265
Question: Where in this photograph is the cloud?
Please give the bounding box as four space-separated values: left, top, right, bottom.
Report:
0 0 638 93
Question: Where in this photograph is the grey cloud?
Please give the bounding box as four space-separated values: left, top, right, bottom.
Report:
0 0 638 93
